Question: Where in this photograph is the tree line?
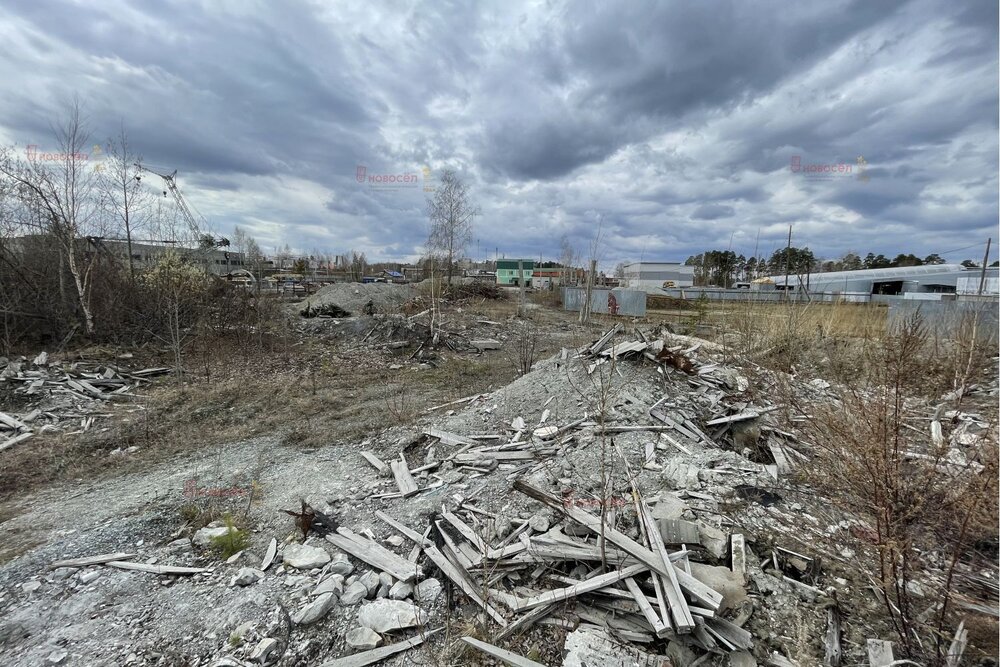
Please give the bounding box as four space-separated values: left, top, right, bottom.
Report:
682 248 992 288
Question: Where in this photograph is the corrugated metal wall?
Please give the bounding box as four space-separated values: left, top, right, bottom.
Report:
888 299 998 340
563 287 647 316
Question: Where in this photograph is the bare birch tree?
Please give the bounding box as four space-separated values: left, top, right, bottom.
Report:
102 124 149 281
426 170 478 285
0 101 103 335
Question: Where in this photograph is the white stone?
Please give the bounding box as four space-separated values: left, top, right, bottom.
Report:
358 570 380 595
232 567 264 587
192 526 235 548
528 513 550 533
414 578 442 603
250 638 278 663
22 580 42 594
78 570 101 585
345 627 382 651
357 599 424 633
388 581 413 600
282 543 331 570
292 592 336 625
313 574 344 597
328 553 354 577
46 651 68 665
340 581 368 605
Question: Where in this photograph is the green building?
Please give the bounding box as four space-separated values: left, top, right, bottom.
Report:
496 259 535 286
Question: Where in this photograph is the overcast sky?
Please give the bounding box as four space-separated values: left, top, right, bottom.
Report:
1 0 997 268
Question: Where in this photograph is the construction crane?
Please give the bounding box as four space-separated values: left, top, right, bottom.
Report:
134 163 229 248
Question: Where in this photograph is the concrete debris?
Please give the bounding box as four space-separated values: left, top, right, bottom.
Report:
356 599 424 633
193 526 238 549
281 542 331 570
231 567 264 587
292 591 337 625
345 626 382 651
340 581 369 605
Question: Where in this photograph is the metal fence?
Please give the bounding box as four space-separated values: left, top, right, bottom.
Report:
888 299 998 340
563 287 647 317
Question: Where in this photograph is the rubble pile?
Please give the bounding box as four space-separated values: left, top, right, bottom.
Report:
299 282 419 317
0 353 169 452
5 324 994 666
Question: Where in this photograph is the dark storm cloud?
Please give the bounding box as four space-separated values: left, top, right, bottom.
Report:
0 0 995 266
691 204 736 220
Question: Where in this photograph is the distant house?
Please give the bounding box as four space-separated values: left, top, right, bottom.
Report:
496 259 534 286
380 269 406 283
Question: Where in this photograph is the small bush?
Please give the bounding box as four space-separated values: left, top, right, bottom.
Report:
210 514 249 559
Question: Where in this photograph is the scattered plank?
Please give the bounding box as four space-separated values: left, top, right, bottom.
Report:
50 552 136 569
461 637 546 667
319 629 441 667
390 455 419 497
516 564 647 611
326 527 420 582
106 561 206 575
360 451 390 475
423 544 507 627
0 411 27 430
0 431 34 452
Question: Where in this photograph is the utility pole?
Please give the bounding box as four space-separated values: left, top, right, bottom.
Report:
783 225 792 302
518 259 526 317
580 259 596 323
978 237 991 295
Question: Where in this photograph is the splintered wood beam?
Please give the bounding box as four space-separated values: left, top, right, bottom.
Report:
513 479 721 612
515 564 647 611
319 629 441 667
423 544 507 627
390 455 419 497
50 552 136 569
106 561 206 575
461 637 546 667
326 527 419 582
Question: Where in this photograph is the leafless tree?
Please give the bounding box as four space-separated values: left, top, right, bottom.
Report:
102 124 149 281
0 101 104 335
427 170 478 285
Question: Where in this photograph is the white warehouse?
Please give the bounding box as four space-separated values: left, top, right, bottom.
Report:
622 262 694 291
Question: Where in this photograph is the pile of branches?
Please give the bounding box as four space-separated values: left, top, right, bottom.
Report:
443 282 507 301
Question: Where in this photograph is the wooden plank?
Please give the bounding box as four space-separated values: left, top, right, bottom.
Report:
513 479 722 610
625 578 669 636
106 561 206 575
516 564 647 611
424 429 477 448
707 616 753 650
319 629 440 667
638 501 695 631
705 411 759 426
50 552 136 569
0 411 27 430
731 533 747 581
0 431 34 452
326 528 419 582
825 606 842 667
495 602 556 641
441 511 487 553
360 451 389 475
461 637 546 667
375 510 432 547
423 545 507 627
769 442 792 475
390 455 419 497
867 639 894 667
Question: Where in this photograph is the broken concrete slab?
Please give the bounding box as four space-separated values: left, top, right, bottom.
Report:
345 627 382 651
292 591 336 625
356 599 424 633
282 542 331 570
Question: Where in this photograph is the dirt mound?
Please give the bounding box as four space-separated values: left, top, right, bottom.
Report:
299 282 419 316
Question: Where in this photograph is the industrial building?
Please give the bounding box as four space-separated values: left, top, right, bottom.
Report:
759 264 998 296
621 262 694 290
496 259 534 286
